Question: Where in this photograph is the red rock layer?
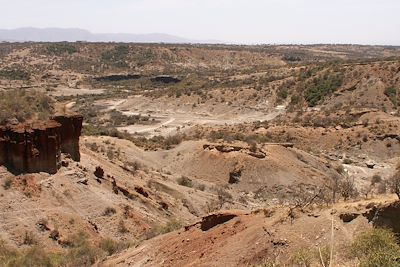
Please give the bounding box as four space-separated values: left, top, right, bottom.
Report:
0 115 82 174
53 115 83 162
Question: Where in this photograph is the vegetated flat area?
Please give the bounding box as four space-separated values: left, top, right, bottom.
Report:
0 42 400 266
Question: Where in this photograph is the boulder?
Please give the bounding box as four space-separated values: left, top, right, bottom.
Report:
94 166 104 179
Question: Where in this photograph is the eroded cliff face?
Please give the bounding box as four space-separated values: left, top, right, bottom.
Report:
0 115 82 174
53 115 83 162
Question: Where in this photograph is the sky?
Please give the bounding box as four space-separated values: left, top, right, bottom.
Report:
0 0 399 45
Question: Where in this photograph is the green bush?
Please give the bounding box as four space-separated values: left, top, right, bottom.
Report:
63 232 105 266
153 219 182 235
384 87 397 106
304 72 344 107
0 232 133 267
351 228 400 267
290 247 314 267
46 43 77 55
99 238 130 256
0 90 54 125
177 176 193 188
101 45 129 68
0 69 30 80
277 88 288 100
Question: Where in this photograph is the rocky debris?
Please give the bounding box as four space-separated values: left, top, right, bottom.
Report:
0 114 82 174
61 160 69 167
271 238 289 247
37 219 51 232
376 133 400 141
339 213 360 223
200 213 237 231
94 166 104 179
204 144 242 153
159 201 169 210
135 186 149 198
77 177 88 185
113 183 135 200
229 167 242 184
94 74 141 82
151 75 181 84
203 143 266 159
248 151 267 159
365 161 376 169
363 201 400 234
89 220 99 233
111 178 119 194
49 229 60 241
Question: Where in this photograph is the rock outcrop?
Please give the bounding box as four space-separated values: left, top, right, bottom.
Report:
94 74 141 82
151 75 181 84
0 114 83 174
363 201 400 234
203 143 267 159
53 115 83 161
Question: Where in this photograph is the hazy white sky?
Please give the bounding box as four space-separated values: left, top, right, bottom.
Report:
1 0 399 44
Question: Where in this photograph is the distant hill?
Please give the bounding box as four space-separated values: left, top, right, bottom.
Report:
0 27 221 44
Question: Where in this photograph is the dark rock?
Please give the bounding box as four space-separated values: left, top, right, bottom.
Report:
159 201 169 210
61 161 69 167
151 75 181 84
135 186 149 198
363 201 400 234
229 168 242 184
247 151 266 159
94 166 104 179
339 213 360 223
94 74 141 82
112 178 119 194
77 178 88 185
365 161 375 169
0 114 82 174
49 229 60 241
200 213 237 231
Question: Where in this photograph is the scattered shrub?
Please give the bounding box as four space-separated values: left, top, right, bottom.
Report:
351 228 400 267
0 90 54 125
99 238 130 256
153 219 182 235
118 219 129 234
388 163 400 199
23 231 37 245
0 69 30 80
46 43 77 55
304 72 344 107
371 174 382 185
290 247 314 267
384 87 398 106
177 176 193 188
103 207 116 216
3 178 12 190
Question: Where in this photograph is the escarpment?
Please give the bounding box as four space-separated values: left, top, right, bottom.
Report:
53 115 83 162
0 114 83 174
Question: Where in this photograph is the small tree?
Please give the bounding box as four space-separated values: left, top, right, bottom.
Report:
388 164 400 199
339 175 358 201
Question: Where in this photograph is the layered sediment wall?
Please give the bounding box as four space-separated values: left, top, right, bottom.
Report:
0 115 83 174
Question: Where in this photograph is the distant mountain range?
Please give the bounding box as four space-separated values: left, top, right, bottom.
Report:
0 28 222 44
